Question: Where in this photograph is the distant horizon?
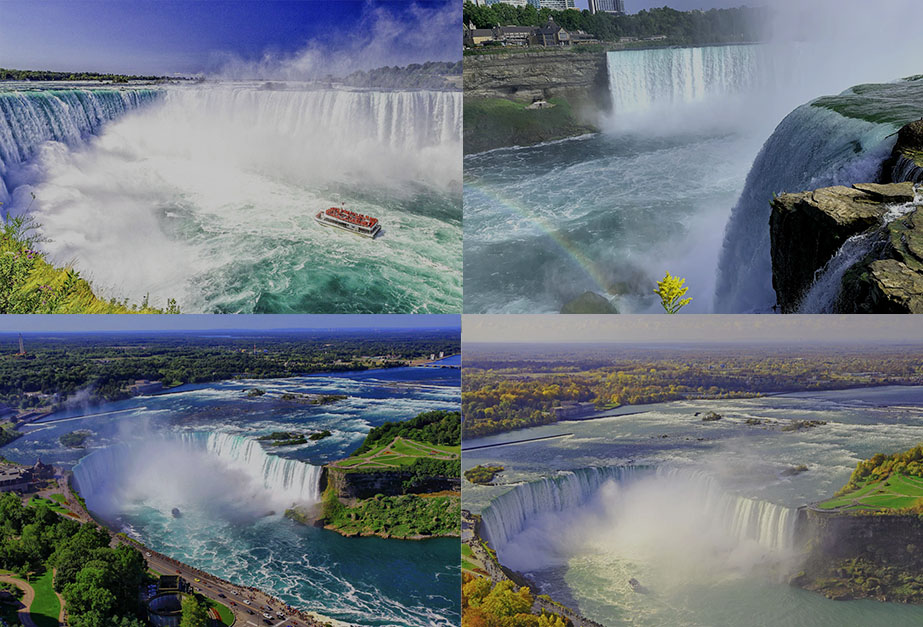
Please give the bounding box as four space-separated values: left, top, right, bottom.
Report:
0 315 460 334
463 315 923 344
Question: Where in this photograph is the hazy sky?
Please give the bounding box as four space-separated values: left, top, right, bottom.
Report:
0 0 458 76
0 315 459 334
463 315 923 344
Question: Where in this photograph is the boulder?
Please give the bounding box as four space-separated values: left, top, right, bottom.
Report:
560 291 618 314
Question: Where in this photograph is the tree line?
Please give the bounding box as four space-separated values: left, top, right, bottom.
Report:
0 68 167 82
0 331 459 407
463 2 766 45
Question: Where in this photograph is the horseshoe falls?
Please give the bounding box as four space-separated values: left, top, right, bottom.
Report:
2 83 462 313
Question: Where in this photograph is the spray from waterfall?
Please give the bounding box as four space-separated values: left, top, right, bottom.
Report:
480 466 799 579
72 432 324 524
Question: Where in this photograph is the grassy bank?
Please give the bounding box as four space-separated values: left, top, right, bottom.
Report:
29 569 60 627
1 215 177 314
464 97 595 154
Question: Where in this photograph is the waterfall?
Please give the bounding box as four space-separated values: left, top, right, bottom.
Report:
606 45 762 115
797 191 922 312
73 432 323 508
714 103 898 312
893 154 923 184
0 88 161 202
480 466 645 549
158 86 462 154
715 76 923 312
191 431 324 505
480 466 797 555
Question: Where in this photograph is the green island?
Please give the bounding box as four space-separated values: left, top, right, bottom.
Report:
1 216 176 315
297 410 461 540
257 430 332 446
58 431 91 449
793 444 923 604
465 464 505 485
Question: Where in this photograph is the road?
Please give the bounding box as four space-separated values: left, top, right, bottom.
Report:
0 574 37 627
50 472 341 627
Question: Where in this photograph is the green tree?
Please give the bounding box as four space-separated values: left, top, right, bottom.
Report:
180 595 210 627
654 272 692 314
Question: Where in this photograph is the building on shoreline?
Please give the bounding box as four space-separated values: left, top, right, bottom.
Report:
0 459 54 493
464 18 575 48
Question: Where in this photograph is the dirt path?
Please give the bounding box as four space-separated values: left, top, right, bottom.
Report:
0 574 38 627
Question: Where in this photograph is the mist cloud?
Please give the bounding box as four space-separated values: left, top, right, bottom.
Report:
208 1 460 81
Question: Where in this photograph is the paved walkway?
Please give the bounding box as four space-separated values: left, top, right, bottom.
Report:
0 574 38 627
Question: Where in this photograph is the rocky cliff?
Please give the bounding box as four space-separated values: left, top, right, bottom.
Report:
326 467 460 503
463 50 610 153
769 182 921 312
769 118 923 313
464 51 610 105
792 508 923 603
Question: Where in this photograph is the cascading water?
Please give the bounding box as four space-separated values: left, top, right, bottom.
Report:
0 88 160 204
715 77 923 312
73 431 323 510
606 45 762 116
480 466 646 548
480 466 797 557
188 431 324 504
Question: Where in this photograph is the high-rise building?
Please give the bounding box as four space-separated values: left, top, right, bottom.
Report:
485 0 529 7
539 0 576 9
588 0 625 14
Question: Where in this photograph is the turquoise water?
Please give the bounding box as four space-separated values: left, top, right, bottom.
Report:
3 366 461 627
464 386 923 626
0 84 462 313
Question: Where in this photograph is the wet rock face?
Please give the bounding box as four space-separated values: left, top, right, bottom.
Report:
838 208 923 313
886 119 923 183
769 184 899 312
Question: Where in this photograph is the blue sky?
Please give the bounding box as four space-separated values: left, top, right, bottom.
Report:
0 0 459 76
0 315 459 333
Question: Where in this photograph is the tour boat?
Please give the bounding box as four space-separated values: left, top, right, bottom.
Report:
314 206 381 238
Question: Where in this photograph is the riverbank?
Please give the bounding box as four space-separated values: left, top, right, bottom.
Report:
60 472 337 627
